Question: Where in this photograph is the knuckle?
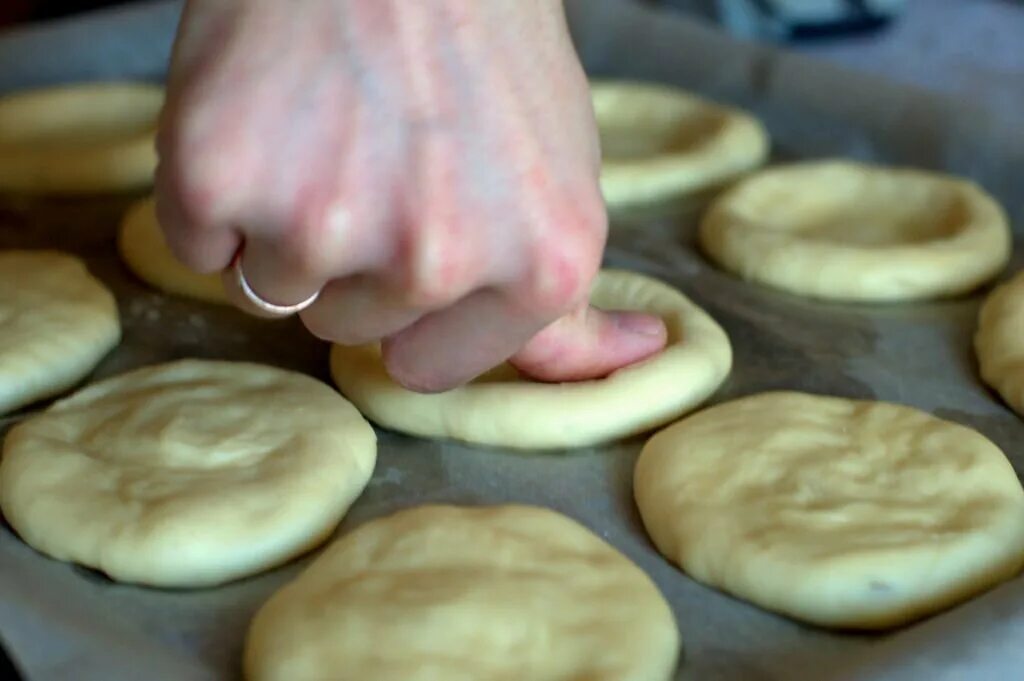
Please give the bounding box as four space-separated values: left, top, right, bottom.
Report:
523 211 604 312
285 229 331 279
157 154 228 232
174 183 220 232
158 105 246 231
402 225 480 309
283 198 360 279
530 254 595 313
404 269 470 308
188 155 239 222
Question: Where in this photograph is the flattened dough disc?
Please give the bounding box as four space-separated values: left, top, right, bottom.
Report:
593 80 768 209
245 504 680 681
119 196 228 303
330 270 732 449
0 360 376 587
0 250 120 414
0 82 163 194
976 270 1024 416
634 391 1024 629
698 161 1011 301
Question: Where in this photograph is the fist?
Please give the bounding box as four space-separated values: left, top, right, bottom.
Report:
156 0 666 391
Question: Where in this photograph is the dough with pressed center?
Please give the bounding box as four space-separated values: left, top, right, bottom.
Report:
244 504 680 681
634 391 1024 629
698 160 1011 301
0 360 376 587
0 250 120 414
119 196 228 303
976 270 1024 416
0 82 163 194
592 80 768 209
330 269 732 449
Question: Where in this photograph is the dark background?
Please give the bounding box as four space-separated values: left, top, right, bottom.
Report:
1 0 136 26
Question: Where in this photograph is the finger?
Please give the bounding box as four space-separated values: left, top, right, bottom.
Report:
154 164 240 273
300 275 424 345
381 288 550 393
510 303 667 382
225 236 329 310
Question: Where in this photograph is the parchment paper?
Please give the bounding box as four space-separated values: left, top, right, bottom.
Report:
0 2 1022 680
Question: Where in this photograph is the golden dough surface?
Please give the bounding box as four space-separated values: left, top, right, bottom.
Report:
593 80 768 208
0 360 376 587
330 269 732 449
634 391 1024 629
245 504 680 681
699 161 1011 301
976 270 1024 417
0 82 163 193
0 250 119 414
119 197 228 303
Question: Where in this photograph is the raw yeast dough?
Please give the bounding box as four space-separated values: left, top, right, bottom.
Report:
1 360 376 587
245 504 680 681
634 392 1024 629
330 269 732 449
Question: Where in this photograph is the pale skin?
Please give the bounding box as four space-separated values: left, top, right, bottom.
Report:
156 0 667 393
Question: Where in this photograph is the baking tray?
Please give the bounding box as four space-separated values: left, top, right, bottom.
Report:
1 1 1023 680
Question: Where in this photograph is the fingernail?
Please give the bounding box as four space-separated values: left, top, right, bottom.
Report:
611 311 666 337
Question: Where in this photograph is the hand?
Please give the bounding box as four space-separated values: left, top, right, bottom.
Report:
156 0 667 392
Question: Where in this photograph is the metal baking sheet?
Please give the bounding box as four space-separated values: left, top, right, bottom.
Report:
1 2 1023 680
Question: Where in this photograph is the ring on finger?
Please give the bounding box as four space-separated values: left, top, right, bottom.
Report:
231 250 321 316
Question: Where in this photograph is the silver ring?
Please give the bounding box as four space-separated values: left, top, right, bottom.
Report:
232 254 320 315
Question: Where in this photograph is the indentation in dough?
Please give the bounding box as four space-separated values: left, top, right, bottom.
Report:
599 110 725 160
592 80 768 209
699 160 1011 301
330 269 732 449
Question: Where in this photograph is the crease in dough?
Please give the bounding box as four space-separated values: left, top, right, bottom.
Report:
244 504 680 681
0 359 377 587
634 391 1024 629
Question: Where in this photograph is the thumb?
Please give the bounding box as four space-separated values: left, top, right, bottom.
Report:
510 303 667 382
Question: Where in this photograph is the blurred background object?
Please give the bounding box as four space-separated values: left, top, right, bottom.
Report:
1 0 1022 119
652 0 906 42
796 0 1024 117
0 1 177 93
0 0 135 27
649 0 1024 122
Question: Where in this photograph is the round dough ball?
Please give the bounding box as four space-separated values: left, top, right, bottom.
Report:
119 196 228 303
634 391 1024 630
330 270 732 449
0 360 376 588
0 82 163 194
0 250 120 414
976 270 1024 416
593 80 768 209
245 504 680 681
698 161 1011 302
